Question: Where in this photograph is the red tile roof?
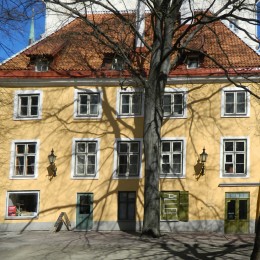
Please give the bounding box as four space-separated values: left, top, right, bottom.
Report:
0 12 259 78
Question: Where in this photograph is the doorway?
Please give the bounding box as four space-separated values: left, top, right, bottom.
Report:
76 193 93 230
224 192 249 234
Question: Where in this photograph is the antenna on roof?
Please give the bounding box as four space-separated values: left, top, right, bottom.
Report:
29 8 35 45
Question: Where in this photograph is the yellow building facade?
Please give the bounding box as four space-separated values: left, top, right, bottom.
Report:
0 79 259 233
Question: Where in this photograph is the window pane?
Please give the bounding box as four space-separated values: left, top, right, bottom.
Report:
88 143 96 153
236 142 245 152
119 143 128 153
163 95 172 115
27 156 35 175
121 95 130 114
77 143 86 153
225 142 234 151
79 95 88 114
130 142 139 153
173 142 182 152
225 163 234 173
226 154 233 162
28 144 36 154
226 92 234 103
76 155 85 175
162 164 170 173
237 103 246 113
15 156 24 175
79 104 88 114
31 96 38 106
31 106 38 116
17 144 25 154
236 163 245 173
237 92 245 103
239 200 247 220
90 104 98 115
162 142 170 152
119 203 127 219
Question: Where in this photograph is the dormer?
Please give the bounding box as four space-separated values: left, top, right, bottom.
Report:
185 53 202 69
27 55 53 72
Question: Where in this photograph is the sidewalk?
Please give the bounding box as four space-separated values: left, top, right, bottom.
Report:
0 231 255 260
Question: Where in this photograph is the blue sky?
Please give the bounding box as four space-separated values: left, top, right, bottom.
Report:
0 3 45 62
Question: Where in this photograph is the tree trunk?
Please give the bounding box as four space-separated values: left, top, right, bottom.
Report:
142 79 163 238
251 217 260 259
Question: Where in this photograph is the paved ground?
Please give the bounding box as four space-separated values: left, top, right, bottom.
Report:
0 231 255 260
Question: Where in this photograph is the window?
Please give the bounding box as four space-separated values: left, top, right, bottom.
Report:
161 140 184 177
118 191 136 221
163 92 185 117
35 58 49 72
222 90 249 117
74 90 101 118
115 140 141 178
102 53 124 70
187 55 199 69
6 191 39 219
222 139 247 176
118 92 143 116
73 140 99 178
160 191 188 221
14 90 42 120
10 142 38 178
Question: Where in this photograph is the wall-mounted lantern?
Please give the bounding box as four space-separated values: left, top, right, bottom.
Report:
199 147 208 175
48 149 57 177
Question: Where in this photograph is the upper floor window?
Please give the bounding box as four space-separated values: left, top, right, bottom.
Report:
10 141 39 179
221 138 248 177
74 89 102 119
72 139 100 178
117 89 143 117
114 140 142 178
222 88 249 117
161 139 185 177
163 88 186 118
14 90 42 120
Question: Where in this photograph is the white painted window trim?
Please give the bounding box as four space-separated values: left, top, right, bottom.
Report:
13 90 43 120
221 86 250 118
5 190 40 219
73 88 103 119
160 137 187 178
71 138 100 179
220 136 250 178
9 139 40 180
113 138 143 179
116 88 144 118
163 87 187 118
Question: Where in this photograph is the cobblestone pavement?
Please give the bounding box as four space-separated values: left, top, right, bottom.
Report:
0 231 255 260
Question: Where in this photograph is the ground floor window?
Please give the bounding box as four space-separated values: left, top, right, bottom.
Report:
118 191 136 221
6 191 39 219
160 191 189 221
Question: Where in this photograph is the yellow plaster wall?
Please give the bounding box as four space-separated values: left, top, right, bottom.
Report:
0 83 259 226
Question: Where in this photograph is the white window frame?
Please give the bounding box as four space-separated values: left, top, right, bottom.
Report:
116 88 144 118
160 137 186 178
113 138 143 179
163 88 187 118
9 140 40 179
13 90 43 120
71 138 100 179
221 87 250 117
74 88 102 119
6 191 40 219
220 136 250 178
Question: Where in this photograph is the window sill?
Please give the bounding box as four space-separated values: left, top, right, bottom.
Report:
74 115 101 120
6 216 38 220
113 175 141 180
160 175 185 179
72 176 98 180
116 114 143 118
10 176 37 180
221 115 249 118
13 117 41 121
221 174 249 178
